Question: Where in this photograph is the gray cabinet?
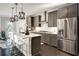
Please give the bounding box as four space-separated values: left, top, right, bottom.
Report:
34 16 39 27
41 33 46 43
44 34 50 45
48 11 57 27
41 33 57 47
41 33 50 44
27 15 41 29
27 16 34 30
57 4 77 19
78 3 79 17
50 34 57 47
67 4 77 18
57 7 67 19
34 16 41 27
31 36 41 56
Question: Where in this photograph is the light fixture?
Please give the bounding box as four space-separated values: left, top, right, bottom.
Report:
10 7 15 22
19 3 25 19
14 3 18 21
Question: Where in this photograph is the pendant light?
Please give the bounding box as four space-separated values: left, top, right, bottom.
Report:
10 7 15 22
14 3 18 21
19 3 25 19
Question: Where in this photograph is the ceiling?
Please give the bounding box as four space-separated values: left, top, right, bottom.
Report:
0 3 65 17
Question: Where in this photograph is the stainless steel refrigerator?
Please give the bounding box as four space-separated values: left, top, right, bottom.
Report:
57 17 78 55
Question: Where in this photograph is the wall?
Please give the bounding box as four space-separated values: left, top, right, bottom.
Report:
0 18 1 32
0 16 10 37
0 16 10 32
16 19 27 34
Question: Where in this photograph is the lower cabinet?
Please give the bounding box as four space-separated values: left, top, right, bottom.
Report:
41 33 46 43
44 34 50 45
41 34 57 47
50 34 57 47
31 36 41 56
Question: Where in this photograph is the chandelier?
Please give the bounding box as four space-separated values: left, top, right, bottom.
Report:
10 3 25 22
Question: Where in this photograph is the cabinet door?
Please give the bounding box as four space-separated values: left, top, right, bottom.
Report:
48 11 57 27
50 34 57 47
44 34 50 44
53 11 57 27
57 9 60 19
67 4 77 18
34 16 41 27
78 4 79 17
31 17 34 27
31 36 41 55
57 7 67 19
61 7 67 18
48 12 53 27
34 16 39 27
38 15 41 27
41 33 46 43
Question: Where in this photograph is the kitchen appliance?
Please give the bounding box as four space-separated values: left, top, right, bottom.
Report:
57 17 78 55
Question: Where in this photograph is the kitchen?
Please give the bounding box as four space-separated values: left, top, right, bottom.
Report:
0 3 79 56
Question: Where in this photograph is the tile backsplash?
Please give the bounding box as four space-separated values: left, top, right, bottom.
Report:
35 21 58 34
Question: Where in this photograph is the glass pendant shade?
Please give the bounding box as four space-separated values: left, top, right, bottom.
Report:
10 7 15 22
10 17 15 22
19 11 25 19
19 3 25 19
14 15 18 21
14 3 18 21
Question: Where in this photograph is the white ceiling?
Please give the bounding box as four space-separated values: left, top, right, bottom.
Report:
0 3 65 17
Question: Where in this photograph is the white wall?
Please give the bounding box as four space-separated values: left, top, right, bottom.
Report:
0 18 1 32
0 16 10 32
16 19 27 34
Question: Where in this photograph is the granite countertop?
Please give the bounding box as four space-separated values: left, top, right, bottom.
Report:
30 30 57 35
13 33 41 45
13 33 41 56
16 33 41 39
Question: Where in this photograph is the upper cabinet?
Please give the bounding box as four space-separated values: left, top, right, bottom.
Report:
57 7 67 19
48 11 57 27
78 4 79 17
34 15 41 27
67 4 77 18
31 17 35 27
27 16 34 30
27 15 41 29
57 4 77 19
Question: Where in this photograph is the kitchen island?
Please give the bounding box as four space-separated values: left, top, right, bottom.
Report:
13 33 41 56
